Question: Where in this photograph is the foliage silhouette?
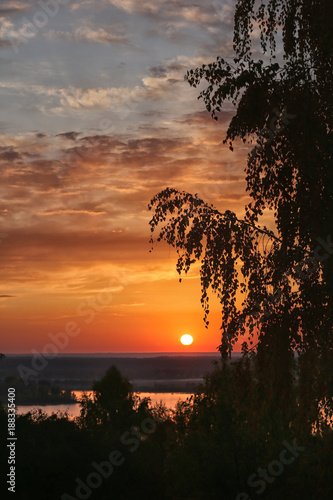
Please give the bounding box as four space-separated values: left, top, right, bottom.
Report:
0 366 170 500
149 0 333 428
1 361 332 499
164 356 333 499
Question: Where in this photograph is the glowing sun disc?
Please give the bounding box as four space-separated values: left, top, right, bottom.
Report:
180 334 193 346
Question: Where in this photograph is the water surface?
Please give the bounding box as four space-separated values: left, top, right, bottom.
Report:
17 391 192 418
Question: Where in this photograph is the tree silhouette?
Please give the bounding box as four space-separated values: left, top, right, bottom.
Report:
149 0 333 428
78 366 137 434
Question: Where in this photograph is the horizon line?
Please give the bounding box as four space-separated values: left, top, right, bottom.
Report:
3 351 234 357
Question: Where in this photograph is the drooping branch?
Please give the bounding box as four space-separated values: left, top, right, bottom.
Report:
148 188 284 356
149 187 281 246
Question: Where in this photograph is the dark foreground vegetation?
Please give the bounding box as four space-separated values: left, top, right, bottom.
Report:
1 362 332 500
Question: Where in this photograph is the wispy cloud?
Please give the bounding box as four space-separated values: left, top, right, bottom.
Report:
46 26 132 46
0 2 30 15
0 80 146 114
56 131 81 141
38 209 107 216
0 17 25 49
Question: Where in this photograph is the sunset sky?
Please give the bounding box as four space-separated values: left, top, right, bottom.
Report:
0 0 269 353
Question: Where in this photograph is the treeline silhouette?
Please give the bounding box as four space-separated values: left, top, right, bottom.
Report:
1 361 332 499
0 377 76 405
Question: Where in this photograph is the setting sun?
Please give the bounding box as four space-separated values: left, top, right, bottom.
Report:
180 334 194 346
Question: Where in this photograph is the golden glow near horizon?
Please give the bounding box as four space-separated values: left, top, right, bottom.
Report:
180 334 194 346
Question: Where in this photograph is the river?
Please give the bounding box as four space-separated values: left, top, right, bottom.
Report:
16 391 192 419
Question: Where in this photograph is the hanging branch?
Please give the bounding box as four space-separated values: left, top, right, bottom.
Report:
148 188 284 355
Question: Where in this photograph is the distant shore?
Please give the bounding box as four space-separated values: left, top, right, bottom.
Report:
0 354 230 405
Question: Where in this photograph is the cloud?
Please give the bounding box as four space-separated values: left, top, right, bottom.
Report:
57 86 145 111
0 18 24 49
179 110 236 127
38 209 107 216
108 0 235 45
0 55 208 125
0 227 150 264
0 147 23 161
56 131 80 141
0 124 249 297
108 0 216 21
46 26 132 46
140 56 209 103
0 7 59 49
113 302 145 307
0 2 30 15
0 38 14 48
108 0 163 14
148 65 167 78
69 0 98 11
0 295 16 298
0 80 146 114
179 6 212 24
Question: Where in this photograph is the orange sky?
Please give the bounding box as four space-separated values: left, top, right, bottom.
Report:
0 0 269 353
